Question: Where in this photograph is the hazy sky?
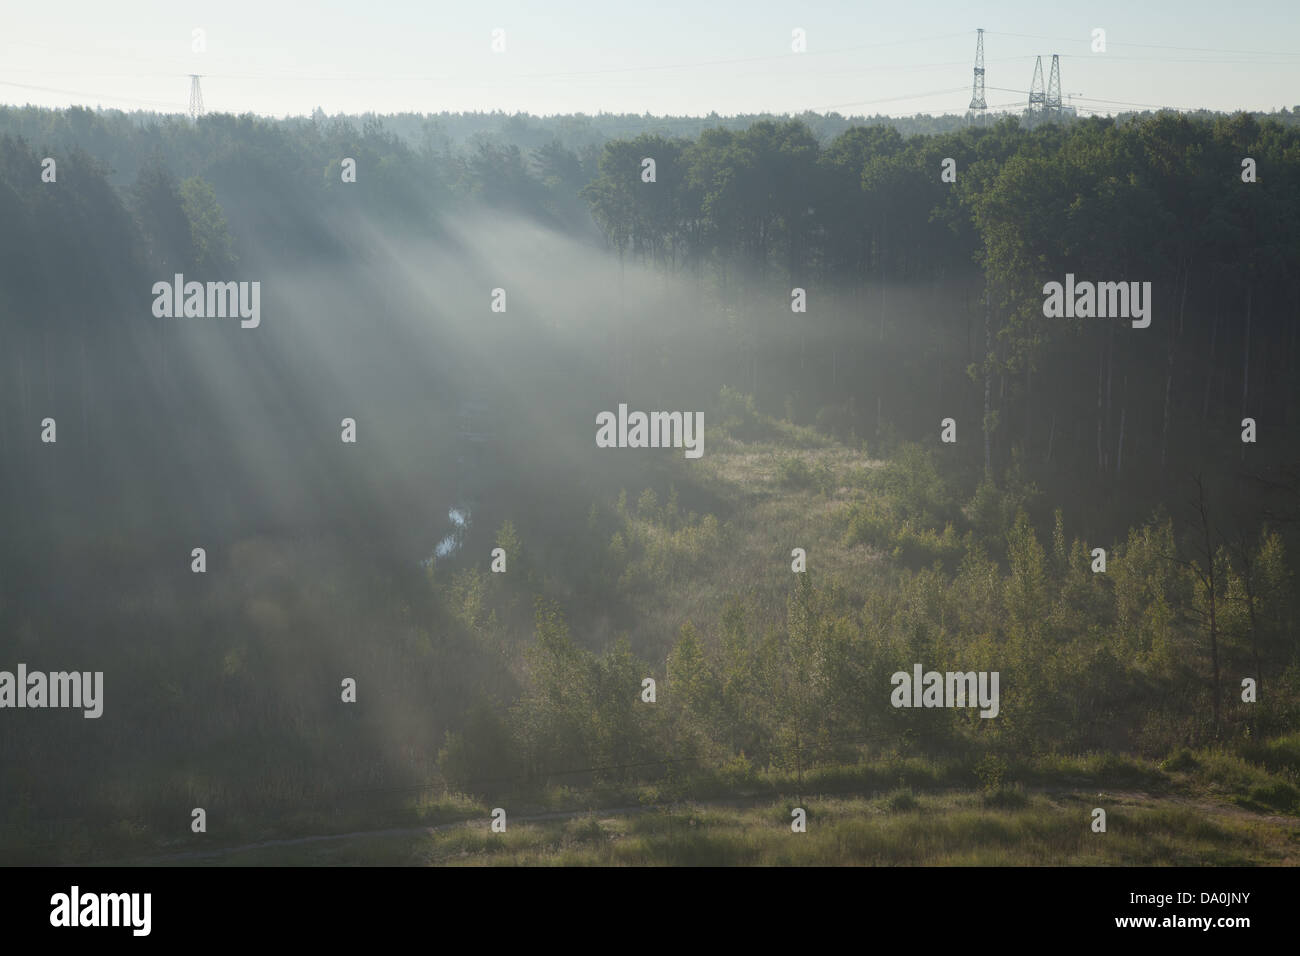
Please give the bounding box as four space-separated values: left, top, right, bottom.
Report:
2 1 1298 118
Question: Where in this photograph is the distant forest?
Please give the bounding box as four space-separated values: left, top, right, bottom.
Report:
2 104 1297 533
1 103 1298 859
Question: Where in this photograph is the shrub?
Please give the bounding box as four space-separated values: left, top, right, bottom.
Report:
717 386 763 440
1161 748 1201 773
776 456 836 494
776 455 814 489
814 399 857 441
843 500 893 549
973 754 1007 792
1246 781 1300 813
982 786 1029 809
885 788 919 812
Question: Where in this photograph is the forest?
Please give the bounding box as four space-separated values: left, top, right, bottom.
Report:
0 102 1297 864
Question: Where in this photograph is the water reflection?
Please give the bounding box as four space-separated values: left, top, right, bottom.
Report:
421 507 470 567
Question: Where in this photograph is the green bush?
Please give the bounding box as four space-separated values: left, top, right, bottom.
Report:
717 386 764 440
982 786 1029 809
776 455 814 488
867 442 960 525
1246 781 1300 813
973 754 1007 792
843 500 893 549
890 521 964 567
885 788 919 812
1161 748 1201 773
776 456 836 494
814 399 857 441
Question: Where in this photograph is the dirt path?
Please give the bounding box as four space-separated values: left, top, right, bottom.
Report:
107 804 665 865
98 785 1298 865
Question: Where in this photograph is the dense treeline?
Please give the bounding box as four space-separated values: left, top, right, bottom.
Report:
28 103 1300 170
580 113 1300 536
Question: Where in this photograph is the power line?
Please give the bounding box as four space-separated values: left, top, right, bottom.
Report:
741 54 1036 80
0 78 182 110
0 54 1034 92
0 68 184 78
208 43 958 83
809 86 970 112
505 31 976 79
983 30 1300 58
2 30 977 87
4 28 1292 122
1060 54 1300 65
987 86 1194 113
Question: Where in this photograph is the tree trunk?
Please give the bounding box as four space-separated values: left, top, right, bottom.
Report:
1 337 8 462
965 283 973 370
1198 483 1222 733
1096 338 1105 476
879 215 886 344
1208 561 1220 734
81 340 89 445
1161 331 1175 473
1025 360 1032 459
1117 378 1127 478
984 292 993 477
1162 260 1188 473
1240 542 1262 703
1105 322 1115 476
1203 294 1218 423
1241 283 1252 462
1290 282 1299 428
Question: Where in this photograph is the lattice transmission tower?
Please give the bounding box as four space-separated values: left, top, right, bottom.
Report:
1028 56 1046 112
968 28 987 114
188 75 205 120
1045 54 1062 113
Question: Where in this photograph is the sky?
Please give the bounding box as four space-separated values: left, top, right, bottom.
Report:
2 0 1298 118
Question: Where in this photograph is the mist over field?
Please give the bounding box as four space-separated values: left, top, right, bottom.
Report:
1 97 1298 867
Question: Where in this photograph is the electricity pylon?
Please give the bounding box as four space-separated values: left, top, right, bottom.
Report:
968 28 987 114
1028 57 1046 112
1046 54 1062 113
188 75 205 120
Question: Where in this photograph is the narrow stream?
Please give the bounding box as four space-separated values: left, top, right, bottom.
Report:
420 506 471 568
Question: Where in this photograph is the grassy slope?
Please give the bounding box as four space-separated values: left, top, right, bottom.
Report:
600 419 882 661
154 780 1300 866
138 423 1300 865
